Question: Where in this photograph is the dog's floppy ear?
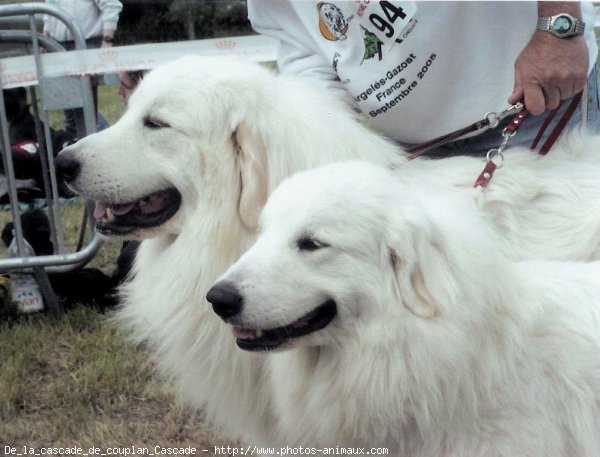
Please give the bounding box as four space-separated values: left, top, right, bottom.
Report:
386 207 458 319
233 123 269 230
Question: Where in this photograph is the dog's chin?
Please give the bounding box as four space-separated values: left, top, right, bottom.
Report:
231 300 338 352
93 188 182 238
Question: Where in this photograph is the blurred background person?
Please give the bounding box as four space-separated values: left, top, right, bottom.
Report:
43 0 123 135
117 69 146 105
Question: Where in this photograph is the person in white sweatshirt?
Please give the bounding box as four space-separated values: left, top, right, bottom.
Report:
43 0 123 135
43 0 122 49
248 1 600 155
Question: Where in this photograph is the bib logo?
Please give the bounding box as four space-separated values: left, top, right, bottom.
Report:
317 3 353 41
362 27 383 61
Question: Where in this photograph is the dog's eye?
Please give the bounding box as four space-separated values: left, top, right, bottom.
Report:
143 116 170 129
297 237 329 252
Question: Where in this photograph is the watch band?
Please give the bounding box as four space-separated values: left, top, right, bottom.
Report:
102 36 114 44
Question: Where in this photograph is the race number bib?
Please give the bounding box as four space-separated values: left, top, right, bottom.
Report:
355 1 417 48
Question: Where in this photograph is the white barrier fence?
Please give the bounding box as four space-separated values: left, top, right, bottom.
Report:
1 34 278 90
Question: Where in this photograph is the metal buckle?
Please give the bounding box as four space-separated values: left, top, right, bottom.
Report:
476 102 524 189
482 102 524 131
499 102 524 120
484 127 513 170
485 148 504 169
484 112 501 129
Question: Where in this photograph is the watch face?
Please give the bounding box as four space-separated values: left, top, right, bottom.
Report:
552 16 574 35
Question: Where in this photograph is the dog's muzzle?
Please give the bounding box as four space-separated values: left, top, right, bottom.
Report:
206 280 338 352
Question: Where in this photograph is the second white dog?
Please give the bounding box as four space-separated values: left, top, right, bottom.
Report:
55 57 600 449
208 161 600 457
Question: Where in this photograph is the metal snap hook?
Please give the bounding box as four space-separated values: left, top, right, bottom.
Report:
486 148 505 169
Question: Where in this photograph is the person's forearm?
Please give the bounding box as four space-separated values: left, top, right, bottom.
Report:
538 2 582 20
99 0 122 41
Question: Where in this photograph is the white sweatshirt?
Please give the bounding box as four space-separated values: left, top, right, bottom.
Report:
248 1 598 143
43 0 123 42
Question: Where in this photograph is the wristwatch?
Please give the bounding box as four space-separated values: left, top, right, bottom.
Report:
102 36 114 44
537 13 585 38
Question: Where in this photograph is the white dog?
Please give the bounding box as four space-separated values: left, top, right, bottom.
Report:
54 56 600 446
209 161 600 456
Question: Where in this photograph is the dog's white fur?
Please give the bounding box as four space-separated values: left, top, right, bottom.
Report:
58 56 600 448
216 161 600 456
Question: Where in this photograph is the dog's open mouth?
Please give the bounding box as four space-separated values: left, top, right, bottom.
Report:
93 188 182 236
232 300 337 352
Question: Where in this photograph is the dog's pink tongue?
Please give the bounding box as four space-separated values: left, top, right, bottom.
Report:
93 201 108 220
232 327 257 340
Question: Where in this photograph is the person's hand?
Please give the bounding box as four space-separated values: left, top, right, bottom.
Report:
100 40 113 49
508 31 588 115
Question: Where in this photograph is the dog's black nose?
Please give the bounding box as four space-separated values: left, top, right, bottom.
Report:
54 151 81 183
206 281 243 320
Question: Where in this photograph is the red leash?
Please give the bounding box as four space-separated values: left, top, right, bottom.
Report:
535 91 582 156
406 104 524 159
404 92 583 188
474 91 583 188
473 108 528 188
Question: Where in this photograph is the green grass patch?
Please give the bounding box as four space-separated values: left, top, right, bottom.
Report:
0 308 225 448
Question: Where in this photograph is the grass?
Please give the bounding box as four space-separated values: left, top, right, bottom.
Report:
0 85 228 451
0 308 226 449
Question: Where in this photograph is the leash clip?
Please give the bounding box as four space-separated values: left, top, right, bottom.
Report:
474 120 515 189
485 148 504 169
483 102 524 130
499 102 524 119
474 131 510 188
